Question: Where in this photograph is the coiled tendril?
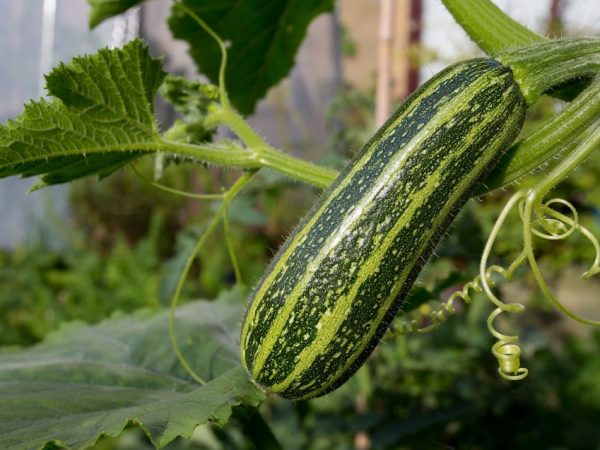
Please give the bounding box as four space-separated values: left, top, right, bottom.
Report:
394 117 600 380
395 265 508 335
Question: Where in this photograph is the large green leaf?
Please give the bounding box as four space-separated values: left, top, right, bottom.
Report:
0 39 165 186
0 298 265 450
169 0 335 114
88 0 146 28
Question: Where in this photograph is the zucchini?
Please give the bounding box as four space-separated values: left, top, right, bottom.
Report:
241 58 527 400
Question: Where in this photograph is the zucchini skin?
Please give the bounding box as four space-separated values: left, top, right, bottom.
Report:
241 58 527 400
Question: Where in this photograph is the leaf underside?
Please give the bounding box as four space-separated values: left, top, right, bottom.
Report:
0 297 265 450
87 0 146 28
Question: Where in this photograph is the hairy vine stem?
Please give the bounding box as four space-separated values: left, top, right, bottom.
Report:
170 1 337 189
497 39 600 104
166 171 256 385
480 78 600 194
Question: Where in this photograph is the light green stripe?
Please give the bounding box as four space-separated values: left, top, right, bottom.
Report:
250 70 506 377
240 63 468 362
302 94 525 397
267 169 447 392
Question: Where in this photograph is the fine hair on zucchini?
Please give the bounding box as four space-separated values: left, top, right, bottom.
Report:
241 58 527 400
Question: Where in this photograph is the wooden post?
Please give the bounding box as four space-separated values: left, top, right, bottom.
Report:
375 0 396 128
394 0 411 100
408 0 422 94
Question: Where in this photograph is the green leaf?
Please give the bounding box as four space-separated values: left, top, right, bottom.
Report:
0 39 166 186
159 75 220 144
88 0 146 28
0 298 265 450
169 0 335 114
160 75 219 121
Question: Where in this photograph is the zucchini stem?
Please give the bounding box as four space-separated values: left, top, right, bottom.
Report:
497 38 600 104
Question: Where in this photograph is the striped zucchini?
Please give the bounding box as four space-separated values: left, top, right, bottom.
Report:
241 58 527 400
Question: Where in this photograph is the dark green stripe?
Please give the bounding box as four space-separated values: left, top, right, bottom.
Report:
242 59 497 364
256 75 520 392
242 58 526 399
277 91 525 399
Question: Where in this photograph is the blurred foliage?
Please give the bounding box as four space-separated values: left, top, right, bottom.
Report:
3 6 600 449
340 25 358 59
3 70 600 449
0 159 317 348
326 85 375 160
261 304 600 449
0 213 163 347
69 168 184 251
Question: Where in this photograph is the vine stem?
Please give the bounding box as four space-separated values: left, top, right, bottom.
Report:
441 0 543 55
223 204 245 300
168 171 256 385
155 72 600 195
480 193 525 312
440 0 590 103
479 78 600 195
131 163 223 200
160 139 337 189
497 38 600 104
171 1 338 190
519 120 600 327
173 1 230 110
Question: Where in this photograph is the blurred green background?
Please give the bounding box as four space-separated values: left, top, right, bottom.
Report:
1 0 600 449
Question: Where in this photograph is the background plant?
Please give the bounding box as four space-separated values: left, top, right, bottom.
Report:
1 0 600 449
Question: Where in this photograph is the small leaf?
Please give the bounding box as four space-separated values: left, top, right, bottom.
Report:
160 75 219 120
159 75 220 144
0 298 265 450
87 0 146 28
169 0 335 114
0 39 166 186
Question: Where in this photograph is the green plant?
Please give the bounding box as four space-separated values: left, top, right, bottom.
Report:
1 0 600 448
0 213 164 347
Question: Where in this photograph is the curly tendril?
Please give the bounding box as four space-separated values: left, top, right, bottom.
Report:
395 176 600 381
528 198 579 240
476 192 527 380
132 160 256 384
521 195 600 328
395 265 509 335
